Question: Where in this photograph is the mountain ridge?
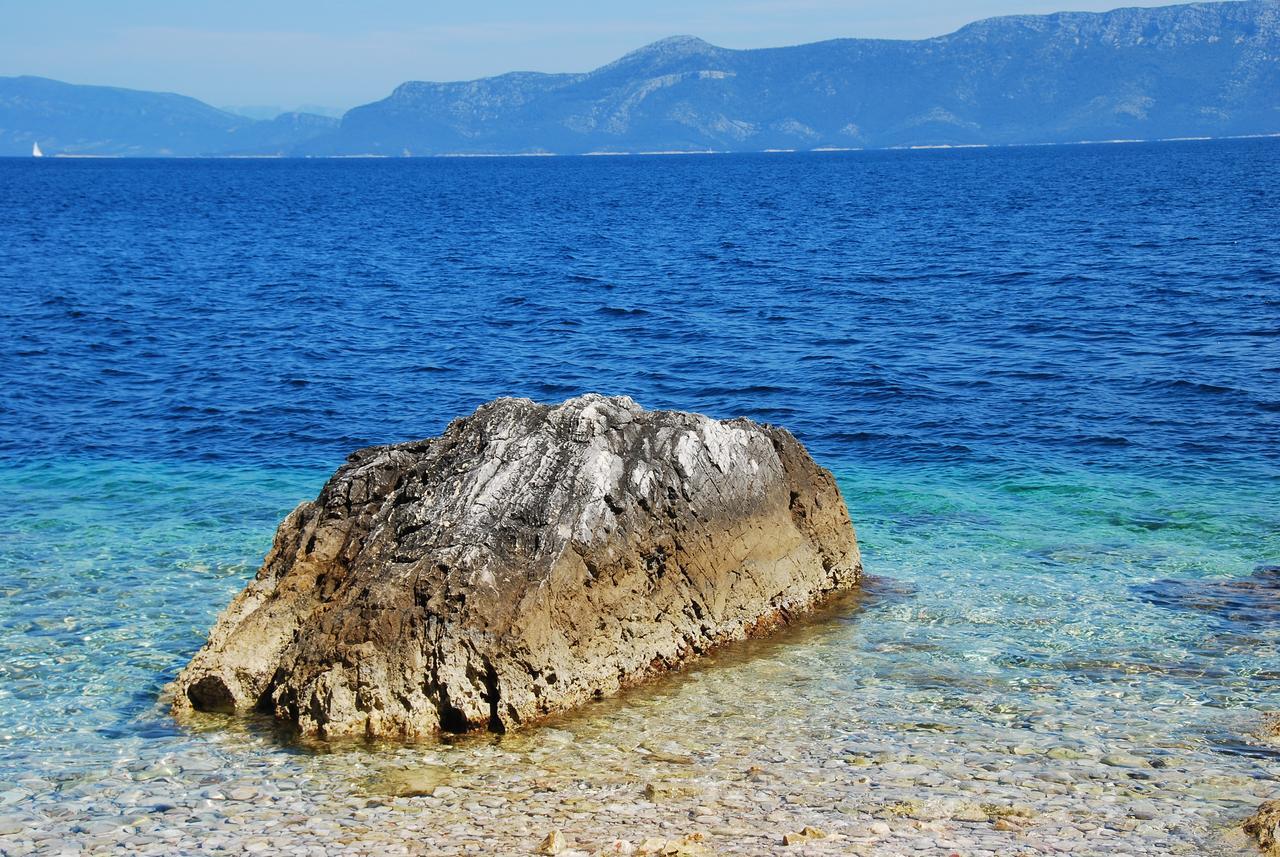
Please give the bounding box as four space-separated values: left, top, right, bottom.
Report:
311 0 1280 155
3 1 1278 156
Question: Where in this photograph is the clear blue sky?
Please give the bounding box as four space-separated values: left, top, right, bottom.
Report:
2 0 1183 110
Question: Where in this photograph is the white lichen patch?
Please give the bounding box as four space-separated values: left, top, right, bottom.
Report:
699 420 750 474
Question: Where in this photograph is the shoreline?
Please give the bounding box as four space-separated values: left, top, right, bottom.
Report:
5 132 1279 161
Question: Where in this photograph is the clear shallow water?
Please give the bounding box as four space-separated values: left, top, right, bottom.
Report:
0 141 1278 854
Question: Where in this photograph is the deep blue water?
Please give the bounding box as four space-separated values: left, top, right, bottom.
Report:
0 141 1278 837
3 142 1277 475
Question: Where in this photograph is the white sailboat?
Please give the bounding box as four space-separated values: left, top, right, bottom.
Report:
32 142 43 158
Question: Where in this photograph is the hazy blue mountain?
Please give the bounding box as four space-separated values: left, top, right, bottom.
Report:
221 104 347 120
313 0 1280 154
220 105 287 121
0 77 338 156
229 112 342 154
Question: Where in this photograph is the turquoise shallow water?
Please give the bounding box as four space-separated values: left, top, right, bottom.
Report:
2 455 1275 785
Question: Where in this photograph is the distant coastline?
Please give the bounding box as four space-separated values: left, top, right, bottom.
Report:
8 131 1279 160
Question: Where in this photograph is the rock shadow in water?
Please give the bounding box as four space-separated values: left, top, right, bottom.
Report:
1136 565 1280 761
1134 565 1280 627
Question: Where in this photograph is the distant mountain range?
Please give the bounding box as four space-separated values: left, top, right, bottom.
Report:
3 1 1278 157
0 76 338 156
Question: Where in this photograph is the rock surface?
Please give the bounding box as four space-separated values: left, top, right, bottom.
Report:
1247 800 1280 856
172 394 860 739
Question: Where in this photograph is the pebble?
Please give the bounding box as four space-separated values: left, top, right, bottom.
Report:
644 782 699 801
953 804 990 823
781 826 828 845
1100 754 1149 769
0 790 30 807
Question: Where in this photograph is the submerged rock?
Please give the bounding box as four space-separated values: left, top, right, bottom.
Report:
1135 565 1280 626
172 394 860 739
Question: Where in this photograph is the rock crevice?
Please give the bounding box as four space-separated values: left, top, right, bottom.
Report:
172 394 861 739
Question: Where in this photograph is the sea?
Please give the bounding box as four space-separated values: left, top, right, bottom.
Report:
0 140 1277 854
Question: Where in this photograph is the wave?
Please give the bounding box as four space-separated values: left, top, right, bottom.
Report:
596 306 652 317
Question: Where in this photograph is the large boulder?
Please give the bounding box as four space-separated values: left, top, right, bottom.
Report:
172 395 861 739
